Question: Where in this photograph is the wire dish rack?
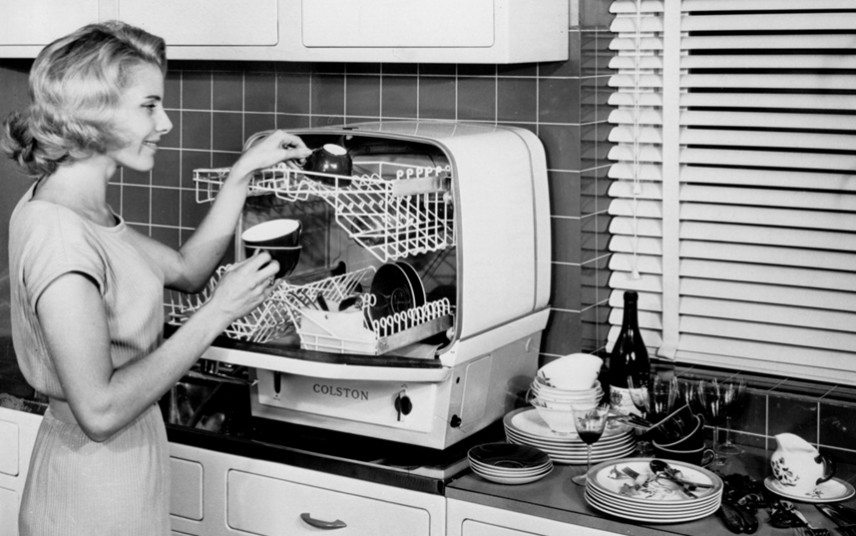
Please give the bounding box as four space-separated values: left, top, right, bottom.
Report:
193 162 455 263
167 265 454 354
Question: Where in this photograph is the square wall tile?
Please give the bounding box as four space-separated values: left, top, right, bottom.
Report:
244 113 276 139
539 77 580 124
497 77 537 123
311 74 345 116
542 309 582 357
121 185 150 224
346 75 381 118
539 124 581 171
541 31 581 78
150 187 180 227
150 226 180 250
152 149 181 188
551 262 581 311
182 111 212 150
277 73 311 114
212 112 244 152
213 71 243 111
457 77 496 121
381 76 418 118
182 71 212 110
122 166 150 186
418 77 456 120
244 72 276 112
164 71 182 109
768 393 819 443
548 170 581 218
551 216 582 264
819 400 856 451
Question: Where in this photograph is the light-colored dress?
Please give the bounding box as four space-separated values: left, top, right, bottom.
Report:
9 184 170 536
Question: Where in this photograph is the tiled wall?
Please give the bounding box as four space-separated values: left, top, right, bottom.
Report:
665 363 856 471
0 0 617 361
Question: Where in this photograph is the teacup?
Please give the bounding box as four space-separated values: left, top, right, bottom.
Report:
652 441 715 466
241 219 302 279
305 143 352 182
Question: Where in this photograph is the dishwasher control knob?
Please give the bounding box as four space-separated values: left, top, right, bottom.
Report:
394 393 412 421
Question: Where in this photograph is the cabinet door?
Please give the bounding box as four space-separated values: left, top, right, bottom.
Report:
0 487 19 536
116 0 278 46
227 469 431 536
448 499 624 536
0 0 100 45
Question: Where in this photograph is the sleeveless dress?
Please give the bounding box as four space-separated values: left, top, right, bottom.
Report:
9 184 170 536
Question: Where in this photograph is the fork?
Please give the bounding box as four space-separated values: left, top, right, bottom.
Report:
815 504 856 536
790 508 831 536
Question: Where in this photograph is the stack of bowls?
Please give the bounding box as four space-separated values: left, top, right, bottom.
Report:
528 376 604 434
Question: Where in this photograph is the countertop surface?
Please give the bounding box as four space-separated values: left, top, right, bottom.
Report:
447 448 856 536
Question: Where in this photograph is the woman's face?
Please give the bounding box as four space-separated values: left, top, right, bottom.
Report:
107 63 172 172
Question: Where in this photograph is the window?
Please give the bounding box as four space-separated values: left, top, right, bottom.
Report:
607 0 856 384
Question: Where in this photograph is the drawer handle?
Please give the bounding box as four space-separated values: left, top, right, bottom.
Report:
300 512 347 530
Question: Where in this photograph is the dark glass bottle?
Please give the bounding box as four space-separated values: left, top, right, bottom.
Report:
608 290 650 413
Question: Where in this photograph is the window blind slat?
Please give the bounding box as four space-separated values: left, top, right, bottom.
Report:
681 111 856 131
680 129 856 152
682 55 856 70
681 93 856 111
683 13 856 32
680 296 856 333
681 185 856 212
681 148 856 172
683 0 856 11
680 241 856 272
681 316 856 352
680 279 856 311
682 74 856 91
680 166 856 192
681 259 854 291
680 204 856 232
683 34 856 50
681 222 856 252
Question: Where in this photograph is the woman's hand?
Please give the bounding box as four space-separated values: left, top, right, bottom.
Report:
230 130 311 181
206 252 280 323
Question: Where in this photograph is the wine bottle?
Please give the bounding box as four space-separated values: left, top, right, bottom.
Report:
608 290 650 414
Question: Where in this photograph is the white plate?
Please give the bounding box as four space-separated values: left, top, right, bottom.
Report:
586 458 723 505
468 458 552 477
505 408 630 442
764 477 856 503
507 438 637 465
585 482 721 513
585 489 720 524
504 428 635 449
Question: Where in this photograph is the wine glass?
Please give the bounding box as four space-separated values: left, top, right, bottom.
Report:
627 375 653 455
718 379 747 456
571 402 611 485
697 379 727 465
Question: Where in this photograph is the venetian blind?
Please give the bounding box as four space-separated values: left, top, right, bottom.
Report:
606 0 856 384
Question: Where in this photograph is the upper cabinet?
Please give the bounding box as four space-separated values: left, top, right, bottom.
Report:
0 0 568 63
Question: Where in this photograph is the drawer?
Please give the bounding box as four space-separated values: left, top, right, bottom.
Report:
0 420 19 477
227 469 430 536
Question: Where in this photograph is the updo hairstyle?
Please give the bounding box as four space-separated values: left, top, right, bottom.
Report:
0 21 166 179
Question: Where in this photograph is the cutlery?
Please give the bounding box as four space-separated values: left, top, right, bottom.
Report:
816 504 856 536
649 459 697 498
780 501 831 536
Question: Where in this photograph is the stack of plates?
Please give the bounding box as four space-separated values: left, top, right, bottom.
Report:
584 457 723 524
467 442 554 485
503 407 636 464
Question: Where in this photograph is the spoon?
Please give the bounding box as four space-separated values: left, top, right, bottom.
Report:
650 459 698 497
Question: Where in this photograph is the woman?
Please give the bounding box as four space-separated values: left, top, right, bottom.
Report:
1 21 310 535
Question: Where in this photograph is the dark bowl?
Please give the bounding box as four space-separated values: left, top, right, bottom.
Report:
305 143 353 183
241 219 302 279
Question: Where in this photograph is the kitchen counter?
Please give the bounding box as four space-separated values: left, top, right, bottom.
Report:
448 448 856 536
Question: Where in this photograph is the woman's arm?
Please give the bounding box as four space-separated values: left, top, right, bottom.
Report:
156 130 310 292
36 253 278 442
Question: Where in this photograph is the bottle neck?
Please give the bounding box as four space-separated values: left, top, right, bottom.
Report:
621 299 639 331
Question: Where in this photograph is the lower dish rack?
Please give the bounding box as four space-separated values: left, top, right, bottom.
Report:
167 265 454 355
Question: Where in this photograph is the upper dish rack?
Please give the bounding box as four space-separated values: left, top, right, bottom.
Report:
193 162 455 263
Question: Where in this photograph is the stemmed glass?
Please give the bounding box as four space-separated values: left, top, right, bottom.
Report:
697 378 728 465
718 379 747 455
627 375 653 455
571 402 611 485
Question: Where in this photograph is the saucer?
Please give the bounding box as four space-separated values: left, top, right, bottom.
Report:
764 476 856 503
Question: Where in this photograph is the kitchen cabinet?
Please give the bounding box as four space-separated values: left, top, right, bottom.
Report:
0 408 41 536
169 442 447 536
447 498 624 536
0 0 569 64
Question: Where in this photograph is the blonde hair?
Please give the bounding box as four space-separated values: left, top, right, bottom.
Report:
1 21 166 179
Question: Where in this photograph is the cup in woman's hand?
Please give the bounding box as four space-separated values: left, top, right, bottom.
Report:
305 143 352 181
241 219 302 279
